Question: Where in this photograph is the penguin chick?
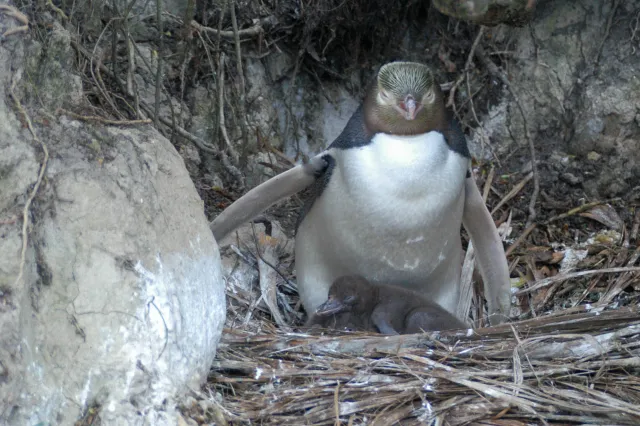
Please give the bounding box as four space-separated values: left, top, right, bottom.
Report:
308 275 468 335
304 310 371 332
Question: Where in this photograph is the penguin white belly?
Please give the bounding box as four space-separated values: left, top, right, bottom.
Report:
295 131 470 315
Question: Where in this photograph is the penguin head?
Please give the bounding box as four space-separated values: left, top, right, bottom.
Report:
314 275 373 316
365 61 445 135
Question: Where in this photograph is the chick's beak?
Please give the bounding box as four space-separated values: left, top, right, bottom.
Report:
314 298 347 316
400 95 419 120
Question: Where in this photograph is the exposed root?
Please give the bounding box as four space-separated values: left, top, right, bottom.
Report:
0 4 29 39
57 109 152 125
9 76 49 288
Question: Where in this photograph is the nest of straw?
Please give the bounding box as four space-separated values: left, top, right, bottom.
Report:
201 301 640 425
196 178 640 425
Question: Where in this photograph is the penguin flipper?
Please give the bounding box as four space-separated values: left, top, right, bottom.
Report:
462 176 511 325
210 154 329 242
371 306 400 335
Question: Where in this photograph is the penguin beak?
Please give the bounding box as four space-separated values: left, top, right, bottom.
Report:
400 95 420 120
315 298 347 316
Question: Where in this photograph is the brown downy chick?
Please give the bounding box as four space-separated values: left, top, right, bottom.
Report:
305 275 374 332
308 275 468 335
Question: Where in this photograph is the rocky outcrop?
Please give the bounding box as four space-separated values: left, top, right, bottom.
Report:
477 0 640 199
0 12 225 426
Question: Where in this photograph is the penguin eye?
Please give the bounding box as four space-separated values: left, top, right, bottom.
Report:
378 90 393 104
423 90 436 104
343 295 357 304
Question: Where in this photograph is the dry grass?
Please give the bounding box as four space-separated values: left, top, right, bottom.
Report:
197 187 640 425
205 305 640 425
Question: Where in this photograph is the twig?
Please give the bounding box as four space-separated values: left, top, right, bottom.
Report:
334 381 341 426
182 0 196 40
464 29 485 127
505 223 537 257
475 45 540 228
70 37 245 190
515 267 640 295
57 109 152 125
491 172 533 216
283 46 307 160
10 77 49 288
543 198 621 225
595 0 620 67
631 209 640 243
505 198 621 258
447 27 484 109
217 52 241 166
229 0 250 166
597 246 640 306
154 0 164 127
482 166 495 202
90 18 126 119
266 144 296 167
193 20 262 38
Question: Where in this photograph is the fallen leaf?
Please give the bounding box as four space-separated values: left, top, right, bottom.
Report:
579 204 624 230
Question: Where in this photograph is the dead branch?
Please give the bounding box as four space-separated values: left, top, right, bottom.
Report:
189 15 277 39
505 223 537 257
491 172 533 216
70 37 245 189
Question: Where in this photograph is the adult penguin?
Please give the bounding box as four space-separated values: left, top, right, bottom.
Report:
211 61 511 324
